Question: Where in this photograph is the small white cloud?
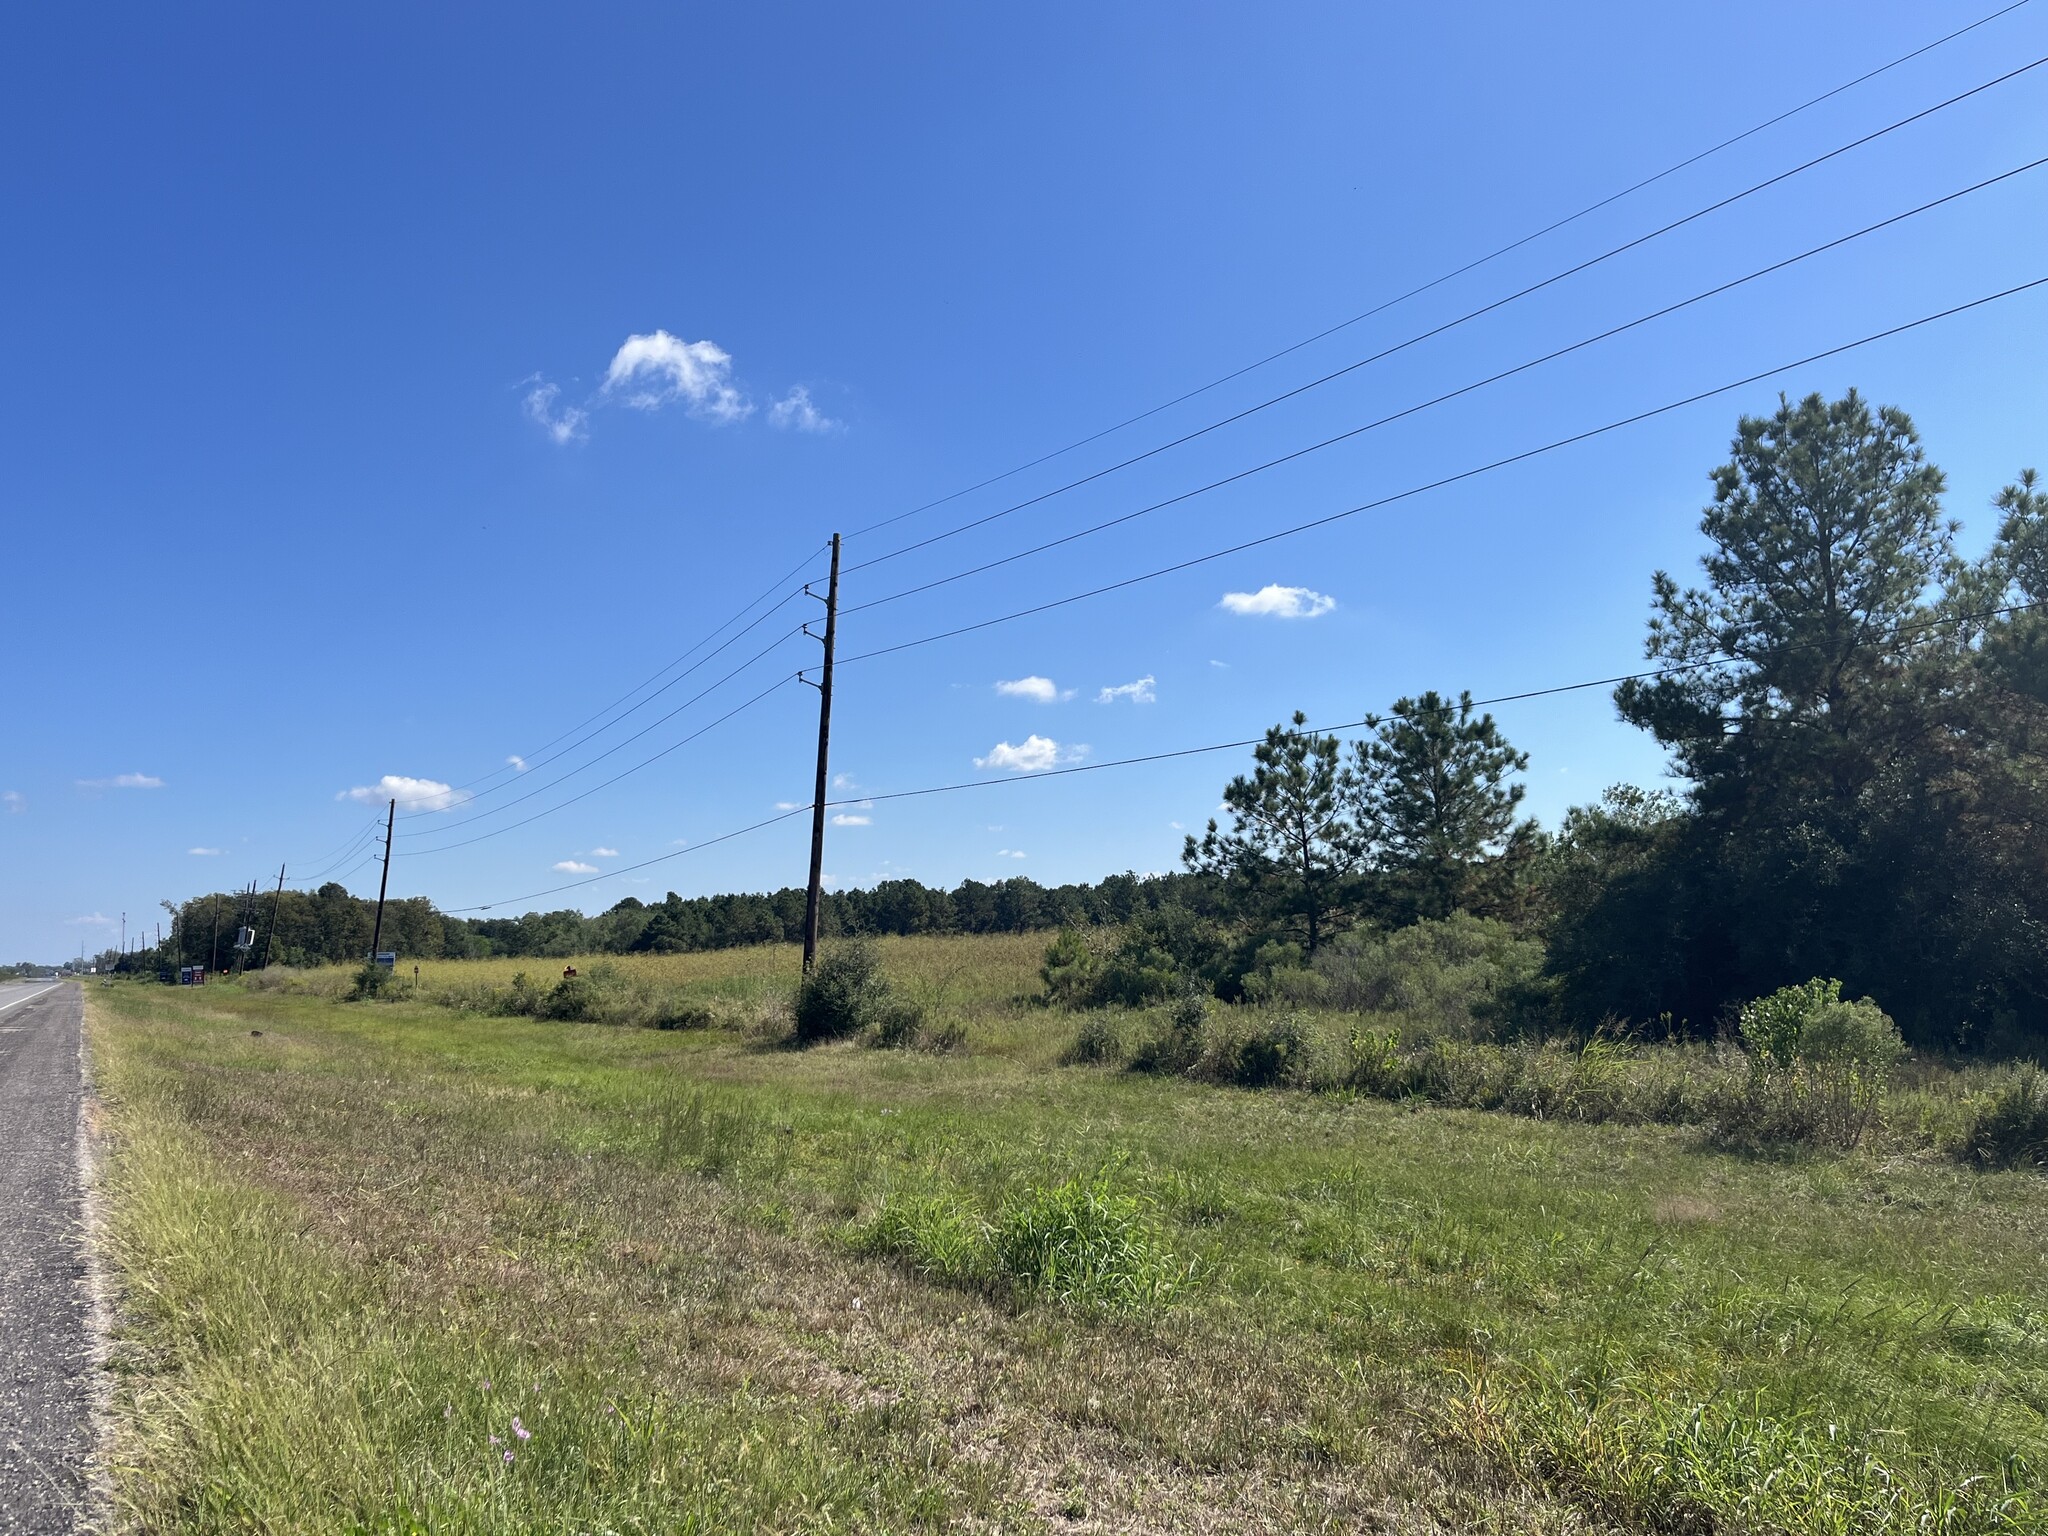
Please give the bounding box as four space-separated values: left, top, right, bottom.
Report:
996 675 1070 704
506 755 528 772
78 772 164 789
1097 674 1156 704
523 381 588 445
831 813 871 827
552 860 599 874
2 790 21 813
670 837 690 847
602 330 750 423
68 913 115 927
1219 584 1335 619
1209 659 1229 669
588 846 619 857
974 735 1081 774
832 772 857 789
338 775 471 813
775 800 806 811
188 847 222 856
996 848 1027 859
1169 820 1184 831
769 385 839 433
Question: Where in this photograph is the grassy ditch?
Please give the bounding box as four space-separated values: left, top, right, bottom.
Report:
87 958 2048 1533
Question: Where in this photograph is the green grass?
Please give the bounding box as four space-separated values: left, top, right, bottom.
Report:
87 948 2048 1533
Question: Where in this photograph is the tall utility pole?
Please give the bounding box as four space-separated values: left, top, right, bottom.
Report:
800 533 842 975
209 892 221 973
259 863 285 969
368 798 396 961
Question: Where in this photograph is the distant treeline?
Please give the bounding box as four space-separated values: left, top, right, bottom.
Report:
154 871 1206 972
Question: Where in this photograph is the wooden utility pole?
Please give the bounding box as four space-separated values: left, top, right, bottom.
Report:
209 891 221 972
800 533 842 975
368 798 396 961
259 863 286 969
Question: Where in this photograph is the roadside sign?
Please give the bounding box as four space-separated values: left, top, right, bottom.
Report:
374 951 397 970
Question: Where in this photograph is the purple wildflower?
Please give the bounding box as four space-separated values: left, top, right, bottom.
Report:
512 1416 531 1441
503 1450 515 1465
488 1434 501 1447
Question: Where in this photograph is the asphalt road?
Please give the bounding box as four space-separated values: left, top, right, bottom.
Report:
0 981 96 1534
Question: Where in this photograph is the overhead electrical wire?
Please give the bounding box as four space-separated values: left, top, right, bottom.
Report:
400 546 827 818
846 0 2036 543
840 155 2048 621
834 275 2048 668
394 673 801 858
395 622 810 840
845 51 2048 577
441 596 2044 916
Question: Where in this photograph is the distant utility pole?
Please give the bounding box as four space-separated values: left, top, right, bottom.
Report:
368 798 395 961
209 891 221 973
259 864 285 969
800 533 842 975
120 912 125 956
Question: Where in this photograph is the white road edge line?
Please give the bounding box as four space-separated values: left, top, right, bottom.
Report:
0 983 62 1013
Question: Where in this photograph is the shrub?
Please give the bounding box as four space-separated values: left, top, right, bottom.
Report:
1061 1012 1129 1066
1725 979 1906 1150
1223 1011 1323 1088
1955 1063 2048 1169
348 961 390 1000
1312 915 1549 1037
1131 986 1209 1075
1040 928 1101 1008
793 938 896 1045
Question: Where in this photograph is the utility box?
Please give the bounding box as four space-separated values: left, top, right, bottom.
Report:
233 926 256 951
374 951 397 970
179 966 206 986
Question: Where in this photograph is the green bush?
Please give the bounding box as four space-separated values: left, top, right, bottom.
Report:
793 938 899 1045
1222 1011 1323 1088
1061 1012 1129 1066
1727 979 1906 1150
1313 915 1550 1037
1130 986 1209 1075
1956 1063 2048 1169
348 961 390 1000
1040 928 1100 1008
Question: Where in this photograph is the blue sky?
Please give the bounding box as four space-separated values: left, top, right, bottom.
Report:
4 2 2046 960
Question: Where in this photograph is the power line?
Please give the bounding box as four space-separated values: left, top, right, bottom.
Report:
441 598 2045 917
402 550 826 818
394 673 801 858
394 623 807 840
841 156 2048 621
846 6 2039 545
836 275 2048 668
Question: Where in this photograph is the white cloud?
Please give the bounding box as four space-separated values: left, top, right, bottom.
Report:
506 755 528 772
589 846 619 857
552 860 599 874
2 790 21 813
996 848 1027 859
603 330 751 423
68 913 115 928
1169 820 1184 830
337 775 471 813
78 772 164 789
996 675 1070 704
1219 584 1336 619
1209 659 1229 669
974 735 1081 774
523 381 588 445
1097 674 1156 704
188 847 222 856
670 837 690 847
831 813 871 826
775 800 806 811
769 385 839 433
832 772 857 789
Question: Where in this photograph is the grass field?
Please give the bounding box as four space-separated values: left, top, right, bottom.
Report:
87 938 2048 1534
